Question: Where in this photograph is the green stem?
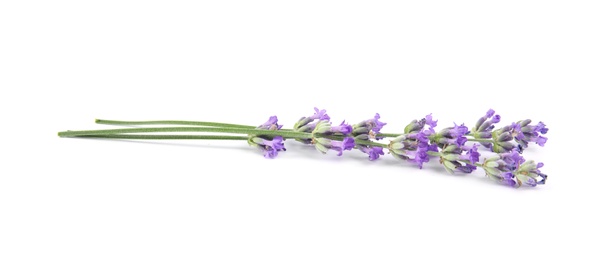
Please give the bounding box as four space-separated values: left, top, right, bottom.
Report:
376 133 402 138
58 127 312 139
355 139 389 148
95 119 256 129
466 138 493 143
69 134 250 140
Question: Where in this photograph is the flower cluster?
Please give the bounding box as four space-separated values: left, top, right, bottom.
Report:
512 120 549 149
388 114 436 168
291 107 356 156
352 114 387 160
247 116 286 158
253 108 548 188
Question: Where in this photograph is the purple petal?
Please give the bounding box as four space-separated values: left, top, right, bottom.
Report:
533 136 548 146
330 121 353 135
534 122 549 134
502 178 517 187
329 138 355 156
486 109 495 118
259 116 283 130
263 149 279 159
425 113 438 128
361 146 384 161
311 107 330 121
372 113 387 132
501 172 514 179
490 115 501 124
460 144 480 164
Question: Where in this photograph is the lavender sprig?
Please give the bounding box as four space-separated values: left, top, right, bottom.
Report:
59 108 548 188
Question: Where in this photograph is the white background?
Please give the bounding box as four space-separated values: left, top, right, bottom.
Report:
1 1 604 259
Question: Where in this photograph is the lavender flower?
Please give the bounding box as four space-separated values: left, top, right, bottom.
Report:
249 136 286 158
439 143 478 174
404 118 426 134
258 115 283 130
474 109 495 130
458 144 480 164
500 174 518 187
314 137 355 156
294 107 331 131
352 113 387 140
474 110 501 133
441 159 477 174
331 121 353 135
359 146 385 161
314 120 353 135
391 146 430 169
406 132 429 143
500 151 525 167
310 107 330 121
425 114 438 129
293 108 333 144
514 160 547 186
389 134 432 169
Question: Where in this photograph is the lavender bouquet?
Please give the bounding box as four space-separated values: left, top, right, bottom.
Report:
58 108 548 187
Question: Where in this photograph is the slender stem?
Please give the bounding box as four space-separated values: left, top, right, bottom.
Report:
466 138 493 143
95 119 256 129
96 119 295 131
376 133 402 138
58 127 312 139
355 139 389 148
69 134 250 140
316 134 389 148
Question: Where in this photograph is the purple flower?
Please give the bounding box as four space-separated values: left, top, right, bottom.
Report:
369 113 387 133
532 136 548 147
510 123 524 141
328 137 355 156
459 144 480 164
501 171 514 179
500 152 525 167
390 138 432 168
524 178 538 187
259 116 283 130
252 136 286 158
486 109 495 118
404 118 426 134
457 164 477 173
534 122 549 134
330 121 353 135
406 132 429 143
513 161 547 186
360 146 384 161
263 149 278 158
405 148 429 169
425 113 438 129
502 178 518 187
515 120 548 148
428 144 439 152
475 109 500 133
310 107 330 121
474 109 496 131
353 113 387 140
490 114 501 124
449 123 469 138
439 136 467 147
